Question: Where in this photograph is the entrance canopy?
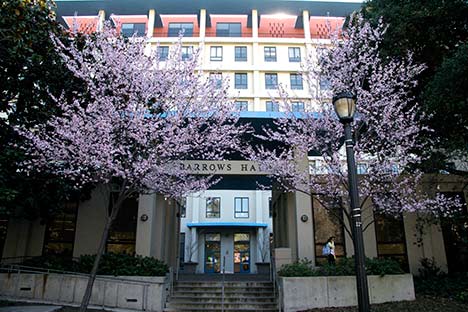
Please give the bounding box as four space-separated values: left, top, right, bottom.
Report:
187 222 268 228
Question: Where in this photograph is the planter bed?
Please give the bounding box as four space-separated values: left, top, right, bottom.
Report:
279 274 415 312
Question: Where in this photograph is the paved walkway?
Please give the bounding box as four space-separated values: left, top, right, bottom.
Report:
0 306 62 312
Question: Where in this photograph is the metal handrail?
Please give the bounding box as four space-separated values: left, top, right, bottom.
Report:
221 255 226 312
0 264 165 286
270 253 281 312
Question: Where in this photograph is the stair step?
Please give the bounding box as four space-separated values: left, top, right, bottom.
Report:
166 279 278 312
169 297 276 303
166 303 278 309
164 308 278 312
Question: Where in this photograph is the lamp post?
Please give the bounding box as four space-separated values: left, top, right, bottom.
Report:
332 92 370 312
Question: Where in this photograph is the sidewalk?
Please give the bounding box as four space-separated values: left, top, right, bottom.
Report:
0 306 61 312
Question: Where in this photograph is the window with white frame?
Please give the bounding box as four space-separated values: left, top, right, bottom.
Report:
266 101 279 112
210 72 223 89
264 47 277 62
210 46 223 61
181 46 193 61
121 23 146 37
265 73 278 89
290 73 303 90
168 23 194 37
234 73 248 89
292 102 305 112
206 197 221 218
288 47 301 62
157 46 169 61
216 23 242 37
235 101 248 111
235 46 247 61
234 197 249 218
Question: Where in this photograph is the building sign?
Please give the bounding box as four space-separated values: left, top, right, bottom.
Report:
180 160 267 175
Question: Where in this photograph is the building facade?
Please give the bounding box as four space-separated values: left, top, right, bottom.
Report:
1 0 468 276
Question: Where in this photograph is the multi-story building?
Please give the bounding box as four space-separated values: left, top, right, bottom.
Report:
1 0 468 277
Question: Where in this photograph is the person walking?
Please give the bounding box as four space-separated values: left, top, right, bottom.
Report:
325 236 336 265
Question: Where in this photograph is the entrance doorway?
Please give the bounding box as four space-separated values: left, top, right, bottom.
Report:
234 233 250 273
205 233 221 273
441 193 468 273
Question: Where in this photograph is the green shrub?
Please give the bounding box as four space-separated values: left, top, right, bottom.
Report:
278 257 404 277
277 259 317 277
22 253 168 276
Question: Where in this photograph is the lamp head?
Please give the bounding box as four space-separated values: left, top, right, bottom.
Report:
332 91 356 123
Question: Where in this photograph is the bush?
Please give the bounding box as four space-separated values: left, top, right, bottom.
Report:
277 259 317 277
278 257 404 277
414 258 468 304
21 253 169 276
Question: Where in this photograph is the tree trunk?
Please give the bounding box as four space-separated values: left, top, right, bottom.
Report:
79 196 124 312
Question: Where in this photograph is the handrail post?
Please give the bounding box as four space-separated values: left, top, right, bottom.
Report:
221 255 225 312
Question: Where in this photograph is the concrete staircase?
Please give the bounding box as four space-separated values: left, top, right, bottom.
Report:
164 279 278 312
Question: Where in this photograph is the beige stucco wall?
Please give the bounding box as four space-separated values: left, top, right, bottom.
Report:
73 186 108 257
2 218 45 261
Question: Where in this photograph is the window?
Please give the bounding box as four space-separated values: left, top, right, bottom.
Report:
290 73 303 90
107 195 138 254
210 73 223 89
264 47 277 62
121 23 146 37
288 47 301 62
374 213 409 271
216 23 242 37
266 101 279 112
178 198 187 218
292 102 305 112
235 101 248 111
181 46 193 61
313 196 346 265
269 197 273 218
43 202 78 256
320 78 331 90
235 73 248 89
265 73 278 89
206 197 221 218
235 197 249 218
157 46 169 61
179 233 185 268
168 23 194 37
357 163 368 174
235 46 247 61
210 46 223 61
0 215 8 259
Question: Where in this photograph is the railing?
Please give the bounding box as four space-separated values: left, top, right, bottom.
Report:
221 255 226 312
270 253 281 312
0 264 166 311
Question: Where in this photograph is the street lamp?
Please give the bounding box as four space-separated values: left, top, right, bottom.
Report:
332 92 370 312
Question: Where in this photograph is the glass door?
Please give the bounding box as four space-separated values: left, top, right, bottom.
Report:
234 233 250 273
205 233 221 273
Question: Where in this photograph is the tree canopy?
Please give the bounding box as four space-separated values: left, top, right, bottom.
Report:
362 0 468 173
0 0 88 218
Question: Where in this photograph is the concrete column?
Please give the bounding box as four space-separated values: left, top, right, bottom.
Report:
199 9 207 38
293 154 315 263
97 10 105 32
73 186 108 257
192 195 200 222
135 194 156 256
252 9 261 110
2 219 31 260
147 9 155 38
190 227 198 262
255 191 263 222
302 10 311 41
252 10 259 38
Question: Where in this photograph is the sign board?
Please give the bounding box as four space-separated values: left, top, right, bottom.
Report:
180 160 267 175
